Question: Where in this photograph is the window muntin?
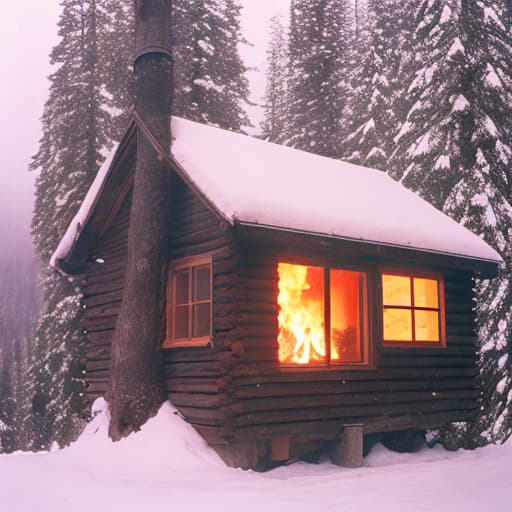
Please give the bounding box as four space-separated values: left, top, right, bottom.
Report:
382 272 444 345
164 256 212 348
277 262 369 367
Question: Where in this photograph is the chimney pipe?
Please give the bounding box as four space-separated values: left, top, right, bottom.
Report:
134 0 173 147
106 0 173 441
134 0 172 68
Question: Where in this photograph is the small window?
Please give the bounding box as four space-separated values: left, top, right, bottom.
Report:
163 255 212 348
381 271 445 346
277 262 369 367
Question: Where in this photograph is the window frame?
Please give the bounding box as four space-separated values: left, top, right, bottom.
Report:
163 254 213 349
277 256 373 369
379 267 446 348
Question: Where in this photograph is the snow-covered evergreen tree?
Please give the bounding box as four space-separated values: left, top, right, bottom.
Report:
443 0 512 443
0 348 15 453
29 0 114 449
27 0 253 449
101 0 136 137
173 0 250 131
285 0 351 157
261 15 289 143
391 0 512 445
0 238 40 451
343 0 416 169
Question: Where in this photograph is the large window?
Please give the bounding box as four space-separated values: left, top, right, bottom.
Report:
277 262 369 367
163 255 212 348
381 271 445 346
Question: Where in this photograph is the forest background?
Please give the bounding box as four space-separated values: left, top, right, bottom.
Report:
0 0 510 454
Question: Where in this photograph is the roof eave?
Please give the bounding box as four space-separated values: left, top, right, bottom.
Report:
52 119 137 275
234 221 502 278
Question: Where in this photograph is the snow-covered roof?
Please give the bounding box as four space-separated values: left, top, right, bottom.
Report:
50 143 120 269
170 117 501 264
51 116 502 269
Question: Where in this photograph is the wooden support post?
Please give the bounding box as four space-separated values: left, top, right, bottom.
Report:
271 436 290 462
330 424 363 468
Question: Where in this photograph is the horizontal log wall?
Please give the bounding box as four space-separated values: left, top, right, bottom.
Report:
82 193 132 401
227 242 479 444
82 175 238 426
81 171 484 466
162 175 238 433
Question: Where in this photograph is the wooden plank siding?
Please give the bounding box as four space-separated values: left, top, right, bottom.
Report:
82 174 239 435
80 169 483 467
225 240 480 445
163 175 238 432
82 192 131 400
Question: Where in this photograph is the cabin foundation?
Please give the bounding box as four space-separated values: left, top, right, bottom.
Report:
329 424 364 468
214 441 261 470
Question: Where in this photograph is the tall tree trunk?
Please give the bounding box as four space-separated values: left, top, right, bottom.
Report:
107 0 173 441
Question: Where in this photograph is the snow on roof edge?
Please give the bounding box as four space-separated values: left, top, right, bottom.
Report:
50 115 503 272
168 152 233 226
50 143 121 269
170 116 502 266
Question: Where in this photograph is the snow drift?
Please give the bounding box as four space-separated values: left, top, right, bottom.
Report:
1 398 511 512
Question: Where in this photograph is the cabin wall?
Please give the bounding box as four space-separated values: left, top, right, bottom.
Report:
81 174 239 445
82 193 132 400
163 175 239 441
226 240 479 450
81 176 482 469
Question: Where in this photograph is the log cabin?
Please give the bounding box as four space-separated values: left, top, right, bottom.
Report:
50 0 502 470
51 113 502 470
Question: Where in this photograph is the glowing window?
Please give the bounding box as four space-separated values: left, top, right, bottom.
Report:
382 272 444 345
163 255 212 348
277 262 368 366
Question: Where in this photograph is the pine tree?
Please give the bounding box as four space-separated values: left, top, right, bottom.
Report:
285 0 351 157
0 348 15 453
443 0 512 443
173 0 250 131
27 0 253 447
343 0 416 169
101 0 136 137
391 0 512 445
261 15 288 143
0 237 40 451
28 0 113 449
91 0 252 133
390 0 474 208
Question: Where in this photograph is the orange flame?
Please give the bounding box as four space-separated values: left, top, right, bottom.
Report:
278 263 336 364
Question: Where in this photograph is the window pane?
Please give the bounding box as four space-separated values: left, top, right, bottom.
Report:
383 308 412 341
175 270 189 305
414 278 439 308
174 306 189 339
330 269 364 363
194 265 211 301
193 303 211 338
383 275 411 306
277 263 326 365
415 310 440 342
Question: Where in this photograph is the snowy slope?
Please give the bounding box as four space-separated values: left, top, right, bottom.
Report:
1 400 511 512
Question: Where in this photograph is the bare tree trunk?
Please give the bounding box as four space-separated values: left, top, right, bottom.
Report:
107 0 173 441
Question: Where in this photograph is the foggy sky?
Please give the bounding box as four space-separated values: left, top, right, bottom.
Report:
0 0 290 259
0 2 60 251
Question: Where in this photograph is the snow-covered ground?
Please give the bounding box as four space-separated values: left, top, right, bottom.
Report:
1 400 511 512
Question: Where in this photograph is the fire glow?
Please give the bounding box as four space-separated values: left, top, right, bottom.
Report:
277 262 364 366
278 263 334 364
